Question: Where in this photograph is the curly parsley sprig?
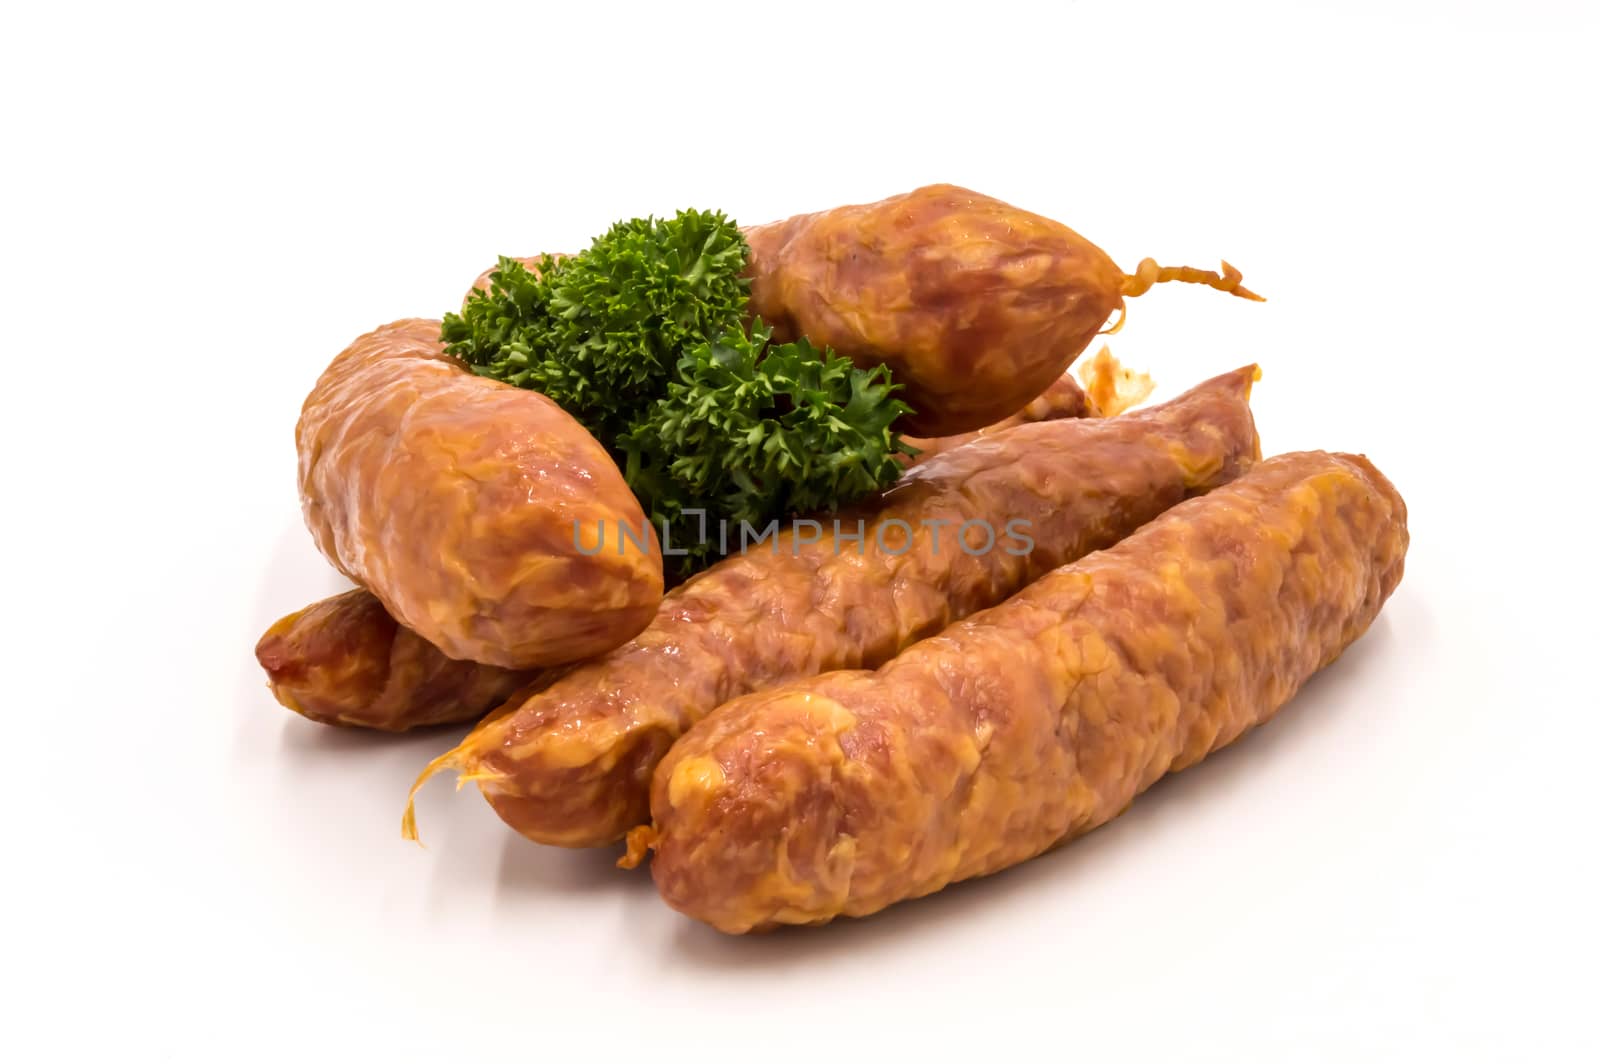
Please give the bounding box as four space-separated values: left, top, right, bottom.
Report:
440 210 914 574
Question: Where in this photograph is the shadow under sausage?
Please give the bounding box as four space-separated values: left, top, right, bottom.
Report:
665 613 1401 967
495 834 646 895
488 836 658 929
276 713 473 756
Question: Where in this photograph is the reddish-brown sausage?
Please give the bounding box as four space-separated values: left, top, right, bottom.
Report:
744 184 1257 433
257 372 1100 731
404 366 1261 847
298 319 662 669
254 590 531 732
468 185 1259 436
641 452 1408 932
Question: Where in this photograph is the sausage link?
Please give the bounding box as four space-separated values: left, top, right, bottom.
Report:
298 319 662 669
259 372 1093 730
469 185 1258 436
254 590 532 732
745 184 1257 434
405 366 1261 847
644 451 1408 932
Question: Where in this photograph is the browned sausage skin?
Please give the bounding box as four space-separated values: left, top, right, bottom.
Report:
745 184 1258 433
255 372 1099 732
404 366 1260 847
898 370 1093 465
642 451 1408 932
469 185 1259 436
254 590 531 732
297 319 663 670
900 348 1153 465
258 259 1120 734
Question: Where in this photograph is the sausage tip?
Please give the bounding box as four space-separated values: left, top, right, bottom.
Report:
401 746 464 846
618 825 657 870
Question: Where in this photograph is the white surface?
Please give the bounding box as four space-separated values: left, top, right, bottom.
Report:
4 2 1597 1059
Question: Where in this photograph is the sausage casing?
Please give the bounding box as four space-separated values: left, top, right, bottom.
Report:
898 370 1092 466
254 590 532 732
470 185 1255 437
474 186 1125 436
297 319 662 669
408 366 1261 846
746 185 1138 434
258 374 1094 731
645 451 1409 931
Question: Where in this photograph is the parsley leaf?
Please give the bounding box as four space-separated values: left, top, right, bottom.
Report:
441 211 915 576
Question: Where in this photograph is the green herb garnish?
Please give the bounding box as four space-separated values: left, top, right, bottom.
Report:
442 210 914 575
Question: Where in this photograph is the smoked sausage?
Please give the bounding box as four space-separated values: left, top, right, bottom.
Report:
744 184 1258 433
404 366 1261 847
298 319 661 669
258 367 1098 731
468 185 1259 436
641 451 1408 931
254 590 531 732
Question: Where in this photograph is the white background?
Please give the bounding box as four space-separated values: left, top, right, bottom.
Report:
4 1 1597 1059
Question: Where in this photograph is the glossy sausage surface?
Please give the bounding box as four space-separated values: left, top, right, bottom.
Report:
645 452 1408 931
298 319 662 669
470 185 1256 437
745 184 1129 434
259 372 1095 731
254 590 532 732
409 366 1261 847
898 370 1093 465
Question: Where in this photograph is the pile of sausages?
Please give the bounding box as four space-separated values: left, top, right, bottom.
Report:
257 185 1408 933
